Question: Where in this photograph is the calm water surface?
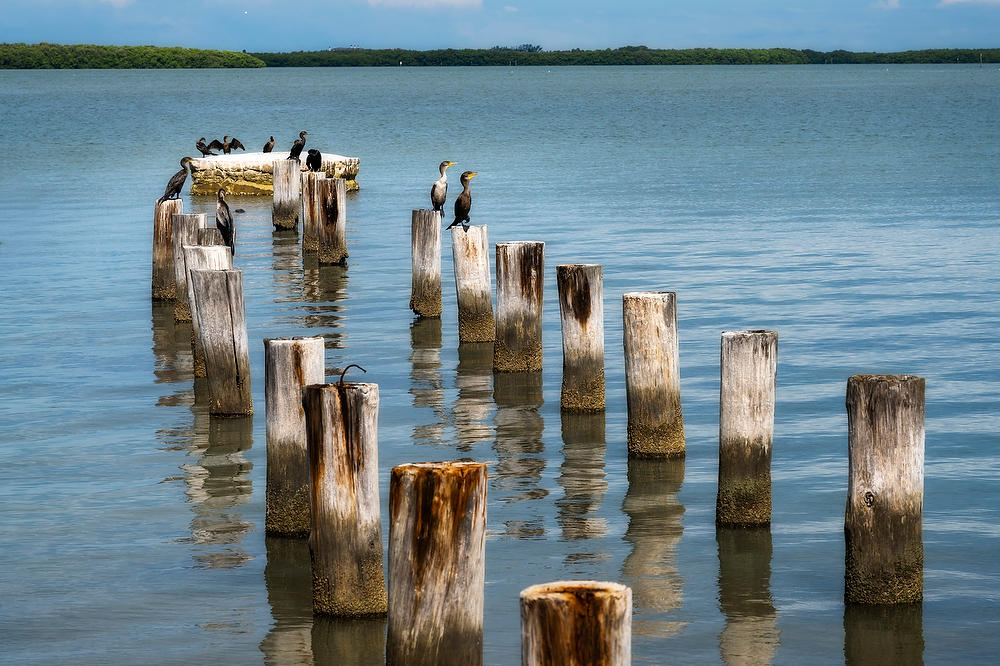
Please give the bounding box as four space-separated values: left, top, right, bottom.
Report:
1 65 998 664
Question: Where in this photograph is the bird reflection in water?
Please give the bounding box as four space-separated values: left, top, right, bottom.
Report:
492 371 547 538
409 317 448 445
557 411 609 569
717 528 780 664
453 342 495 452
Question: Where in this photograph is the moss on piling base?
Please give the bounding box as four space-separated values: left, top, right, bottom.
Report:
265 487 311 538
312 560 388 617
716 477 772 526
458 312 495 343
493 338 543 373
560 372 606 412
627 418 686 458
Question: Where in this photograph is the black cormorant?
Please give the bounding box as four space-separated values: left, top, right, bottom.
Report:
216 188 235 255
196 138 216 157
207 138 225 152
220 136 245 154
430 160 455 215
447 171 478 231
158 157 194 204
263 136 275 153
305 149 322 172
288 131 308 161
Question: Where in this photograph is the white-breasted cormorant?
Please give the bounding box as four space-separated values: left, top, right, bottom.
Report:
430 160 455 215
216 188 235 255
158 157 194 204
263 136 275 153
196 138 216 157
447 171 478 231
288 131 308 161
305 149 322 172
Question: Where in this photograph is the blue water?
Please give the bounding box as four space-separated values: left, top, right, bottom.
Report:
1 65 998 664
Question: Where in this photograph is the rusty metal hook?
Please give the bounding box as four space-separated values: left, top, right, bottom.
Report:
338 363 367 386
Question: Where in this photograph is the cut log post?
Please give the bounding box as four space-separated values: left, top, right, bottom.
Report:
845 374 925 605
520 581 632 666
409 210 442 318
171 213 206 322
622 291 685 458
152 198 183 300
494 241 544 373
303 382 387 616
451 225 495 343
182 246 233 378
264 336 326 537
302 171 326 252
387 461 487 665
272 159 301 230
717 330 778 527
318 178 348 265
557 264 605 412
198 227 225 246
189 268 253 416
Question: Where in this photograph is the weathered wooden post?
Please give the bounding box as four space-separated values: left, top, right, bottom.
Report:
717 330 778 527
410 210 442 318
451 225 494 343
557 264 604 412
303 381 387 616
520 581 632 666
183 246 233 378
198 227 224 246
387 461 487 665
302 171 326 252
494 241 544 372
318 177 348 265
845 374 925 604
152 198 183 300
264 337 325 537
272 159 300 230
622 291 685 458
171 213 205 322
189 268 253 416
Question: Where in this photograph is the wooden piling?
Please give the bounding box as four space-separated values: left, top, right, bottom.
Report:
182 246 233 378
409 210 442 318
264 336 325 537
189 268 253 416
622 291 685 458
387 461 487 665
318 178 348 265
198 227 225 246
520 581 632 666
171 213 205 322
272 159 300 230
152 198 183 300
302 171 326 252
451 225 494 343
494 241 544 373
717 330 778 527
845 374 924 605
557 264 605 412
303 382 387 616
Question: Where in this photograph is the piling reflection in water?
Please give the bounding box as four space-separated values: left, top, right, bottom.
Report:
409 317 447 445
271 230 303 302
300 255 348 356
622 457 686 637
453 342 495 452
260 537 314 665
151 302 194 406
844 603 924 665
492 371 547 538
557 411 609 568
716 528 780 665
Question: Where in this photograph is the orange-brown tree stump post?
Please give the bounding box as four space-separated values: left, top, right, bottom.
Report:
272 159 300 230
152 198 183 300
318 177 348 265
494 241 544 372
182 245 233 378
410 209 442 318
557 264 605 412
171 213 205 321
451 225 494 343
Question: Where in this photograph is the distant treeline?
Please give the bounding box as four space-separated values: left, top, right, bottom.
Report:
0 43 265 69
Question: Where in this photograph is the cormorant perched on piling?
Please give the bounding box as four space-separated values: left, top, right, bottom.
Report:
263 136 275 153
288 131 308 160
447 171 478 231
216 188 235 255
305 149 322 172
196 138 216 157
158 157 194 204
430 160 455 216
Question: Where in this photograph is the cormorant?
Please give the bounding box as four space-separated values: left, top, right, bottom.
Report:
221 136 245 154
447 171 478 231
262 136 275 153
206 138 225 152
430 160 455 216
305 149 322 172
158 157 194 204
216 188 235 255
196 138 216 157
287 131 308 161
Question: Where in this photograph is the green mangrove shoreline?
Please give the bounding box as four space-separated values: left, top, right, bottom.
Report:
2 42 998 69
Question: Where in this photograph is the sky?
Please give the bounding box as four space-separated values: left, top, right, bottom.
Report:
3 0 1000 53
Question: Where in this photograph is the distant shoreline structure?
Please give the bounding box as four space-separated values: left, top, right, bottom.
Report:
2 42 998 69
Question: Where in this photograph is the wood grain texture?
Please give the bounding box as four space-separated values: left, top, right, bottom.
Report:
272 159 300 230
171 213 205 322
451 225 495 343
318 178 348 265
494 241 544 372
409 209 442 318
182 245 232 378
301 171 326 252
557 264 605 412
152 198 183 300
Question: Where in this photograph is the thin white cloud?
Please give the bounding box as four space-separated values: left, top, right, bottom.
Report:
872 0 901 8
939 0 1000 4
366 0 482 7
504 5 519 11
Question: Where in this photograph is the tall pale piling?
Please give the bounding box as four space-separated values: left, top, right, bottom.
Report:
189 268 252 416
387 461 487 666
410 210 442 318
845 374 925 605
451 225 494 343
302 171 326 252
171 213 205 322
272 159 301 230
520 581 632 666
264 337 325 537
182 245 233 378
557 264 605 412
152 198 183 300
303 382 387 616
622 291 685 458
318 178 348 265
717 330 778 527
198 227 224 246
494 241 545 373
